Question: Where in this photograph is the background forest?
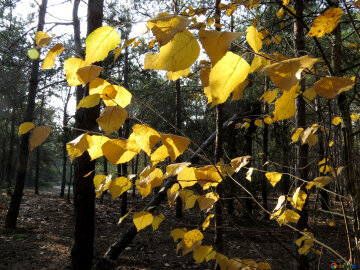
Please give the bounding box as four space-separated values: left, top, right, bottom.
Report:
1 0 360 269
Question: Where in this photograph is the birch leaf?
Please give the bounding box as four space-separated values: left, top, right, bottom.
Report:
67 134 94 161
76 65 103 85
96 106 127 134
160 133 190 161
152 214 165 231
193 246 213 264
30 126 52 151
64 58 86 86
313 77 354 98
85 26 121 64
18 122 34 135
109 177 131 200
133 211 153 232
246 26 262 53
183 229 203 248
308 8 342 37
76 94 100 110
42 43 64 70
265 172 282 187
132 124 161 156
87 135 109 160
102 139 138 165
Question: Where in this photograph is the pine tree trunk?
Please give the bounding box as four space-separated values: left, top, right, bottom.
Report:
4 0 48 229
71 0 103 268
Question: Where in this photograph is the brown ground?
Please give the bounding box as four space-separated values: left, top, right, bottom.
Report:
0 189 351 270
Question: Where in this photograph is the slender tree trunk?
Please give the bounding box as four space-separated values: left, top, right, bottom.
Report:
4 0 47 229
60 88 71 197
1 120 8 182
262 77 269 219
71 0 103 268
5 105 16 194
34 95 45 195
293 0 309 269
214 0 224 253
67 163 73 202
132 154 139 197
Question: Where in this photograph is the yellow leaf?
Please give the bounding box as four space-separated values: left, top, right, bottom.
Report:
144 29 199 72
254 119 263 127
259 90 277 104
102 85 132 108
108 177 131 200
184 194 199 210
42 43 64 70
118 208 133 224
183 229 203 248
292 187 307 211
198 29 244 65
133 211 153 232
133 41 141 48
308 8 342 37
76 65 103 85
114 47 122 63
230 156 251 173
152 214 165 231
277 209 300 226
177 167 197 188
276 8 284 18
227 258 243 270
193 246 212 264
93 174 107 190
274 195 286 212
351 113 359 122
102 139 138 165
160 133 190 162
132 124 161 156
329 221 335 227
164 162 191 179
148 13 191 46
272 83 299 121
265 172 282 187
87 135 109 160
197 192 219 211
64 58 86 86
264 55 318 91
313 76 354 99
258 262 271 269
35 31 50 45
30 126 52 151
195 165 223 190
215 253 228 270
122 37 136 48
209 52 250 106
302 88 316 103
246 26 262 53
150 145 169 166
246 167 254 181
85 26 121 64
18 122 34 135
76 94 100 110
291 128 304 143
202 214 214 231
27 48 39 60
306 176 332 189
171 228 187 242
167 67 190 81
231 79 249 101
332 116 342 126
96 106 128 134
177 239 202 256
66 134 93 161
89 78 111 95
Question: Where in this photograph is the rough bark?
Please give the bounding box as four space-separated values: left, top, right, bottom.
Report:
4 0 48 229
71 0 103 269
34 95 45 195
5 105 15 193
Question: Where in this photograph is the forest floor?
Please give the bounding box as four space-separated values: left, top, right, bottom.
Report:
0 188 351 270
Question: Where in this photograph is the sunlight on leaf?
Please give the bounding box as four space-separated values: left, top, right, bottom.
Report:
30 126 52 151
308 8 342 37
132 124 161 156
76 94 100 110
42 43 64 70
246 25 262 53
313 76 354 98
202 214 214 231
66 134 93 161
96 106 128 135
18 122 34 135
265 172 282 187
193 246 212 264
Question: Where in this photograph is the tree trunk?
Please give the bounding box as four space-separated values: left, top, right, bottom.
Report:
67 163 73 202
262 77 269 219
5 105 16 194
71 0 103 268
5 0 48 229
60 88 71 197
34 95 45 195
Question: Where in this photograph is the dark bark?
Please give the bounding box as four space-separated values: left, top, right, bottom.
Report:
71 0 103 269
262 77 269 219
34 95 45 195
5 105 16 193
4 0 48 229
60 88 71 197
67 163 73 202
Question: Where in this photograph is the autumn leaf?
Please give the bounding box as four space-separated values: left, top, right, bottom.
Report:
150 145 169 166
193 246 213 264
89 78 111 95
67 133 94 161
183 229 203 248
197 192 219 211
246 26 262 53
171 228 187 242
198 29 244 65
259 90 277 104
265 172 282 187
18 122 34 135
264 55 318 91
148 13 191 46
144 30 199 72
292 187 307 211
160 133 190 161
332 116 342 126
167 68 190 81
76 94 100 110
76 65 103 85
133 211 153 232
87 135 109 160
102 139 138 165
102 85 132 108
35 31 50 46
231 79 249 101
208 52 250 106
202 214 214 231
302 88 316 103
277 209 300 226
306 176 332 189
308 8 342 37
109 177 131 200
85 26 121 64
42 43 64 70
230 156 251 173
30 126 52 151
272 83 299 121
64 58 86 86
164 162 191 179
96 106 128 134
152 214 165 231
313 76 354 98
291 128 304 143
132 124 161 156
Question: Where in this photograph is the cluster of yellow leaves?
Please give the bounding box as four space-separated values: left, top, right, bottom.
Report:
132 211 165 232
18 122 52 151
291 125 319 148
